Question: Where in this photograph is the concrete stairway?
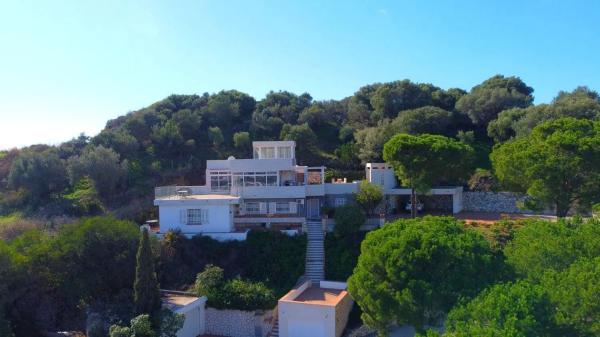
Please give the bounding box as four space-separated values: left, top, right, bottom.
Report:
269 316 279 337
305 221 325 282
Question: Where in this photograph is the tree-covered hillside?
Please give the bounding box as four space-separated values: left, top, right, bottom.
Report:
1 75 599 220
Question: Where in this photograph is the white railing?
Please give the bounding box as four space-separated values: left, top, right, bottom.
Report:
154 185 212 199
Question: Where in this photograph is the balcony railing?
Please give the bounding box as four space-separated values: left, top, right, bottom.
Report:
154 185 213 199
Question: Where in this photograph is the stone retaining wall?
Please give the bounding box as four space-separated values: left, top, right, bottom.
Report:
205 307 275 337
463 191 528 213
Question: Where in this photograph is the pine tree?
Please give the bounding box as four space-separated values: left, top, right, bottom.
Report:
134 229 161 316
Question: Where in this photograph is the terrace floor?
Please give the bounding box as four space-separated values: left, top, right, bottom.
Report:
293 286 346 305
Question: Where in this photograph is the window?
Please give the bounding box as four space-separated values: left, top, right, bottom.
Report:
240 172 278 187
245 202 260 214
260 147 275 159
276 202 291 213
334 198 347 207
187 209 208 225
256 172 267 186
267 175 278 186
210 171 231 192
277 146 292 159
244 175 256 187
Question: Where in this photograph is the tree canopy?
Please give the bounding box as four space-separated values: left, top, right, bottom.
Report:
456 75 534 127
347 216 500 333
503 218 600 281
383 133 474 216
441 281 564 337
491 117 600 216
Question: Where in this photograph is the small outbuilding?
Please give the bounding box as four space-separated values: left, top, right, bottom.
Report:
278 280 353 337
161 291 207 337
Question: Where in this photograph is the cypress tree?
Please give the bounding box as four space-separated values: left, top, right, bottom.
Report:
134 229 161 316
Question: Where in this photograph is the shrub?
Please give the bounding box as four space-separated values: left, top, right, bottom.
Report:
194 265 276 310
325 232 365 281
354 180 383 216
467 169 498 192
241 231 306 292
194 264 225 300
333 204 365 238
220 278 276 310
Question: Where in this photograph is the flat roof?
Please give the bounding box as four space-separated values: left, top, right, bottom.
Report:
280 285 349 306
252 140 295 146
162 293 200 311
157 194 240 201
294 286 346 305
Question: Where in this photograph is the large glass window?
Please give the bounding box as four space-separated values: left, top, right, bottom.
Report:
240 172 278 187
210 171 231 192
187 209 208 225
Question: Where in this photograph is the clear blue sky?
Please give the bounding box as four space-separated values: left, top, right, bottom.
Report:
1 0 599 149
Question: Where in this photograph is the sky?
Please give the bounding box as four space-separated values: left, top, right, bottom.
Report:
1 0 599 149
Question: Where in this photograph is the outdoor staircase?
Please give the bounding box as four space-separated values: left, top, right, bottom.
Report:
269 316 279 337
305 221 325 282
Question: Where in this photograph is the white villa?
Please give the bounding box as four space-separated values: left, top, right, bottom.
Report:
154 140 464 240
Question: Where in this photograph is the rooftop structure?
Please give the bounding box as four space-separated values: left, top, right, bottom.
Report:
278 280 353 337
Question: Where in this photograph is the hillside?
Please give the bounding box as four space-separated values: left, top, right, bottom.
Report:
1 75 599 221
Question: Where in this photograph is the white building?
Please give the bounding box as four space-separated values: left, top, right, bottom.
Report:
154 141 464 240
161 291 207 337
278 280 353 337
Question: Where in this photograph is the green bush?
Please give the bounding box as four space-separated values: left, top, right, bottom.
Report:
241 231 306 293
325 232 365 281
333 204 365 238
195 264 225 300
194 265 276 310
221 278 277 310
354 180 383 216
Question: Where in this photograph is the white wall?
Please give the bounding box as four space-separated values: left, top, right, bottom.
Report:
279 301 335 337
366 163 397 190
159 204 234 233
172 296 207 337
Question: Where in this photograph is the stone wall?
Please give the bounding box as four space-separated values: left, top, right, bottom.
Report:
463 191 533 214
205 307 275 337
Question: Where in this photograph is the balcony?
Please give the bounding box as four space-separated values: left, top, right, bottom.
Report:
155 186 211 199
237 185 306 199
